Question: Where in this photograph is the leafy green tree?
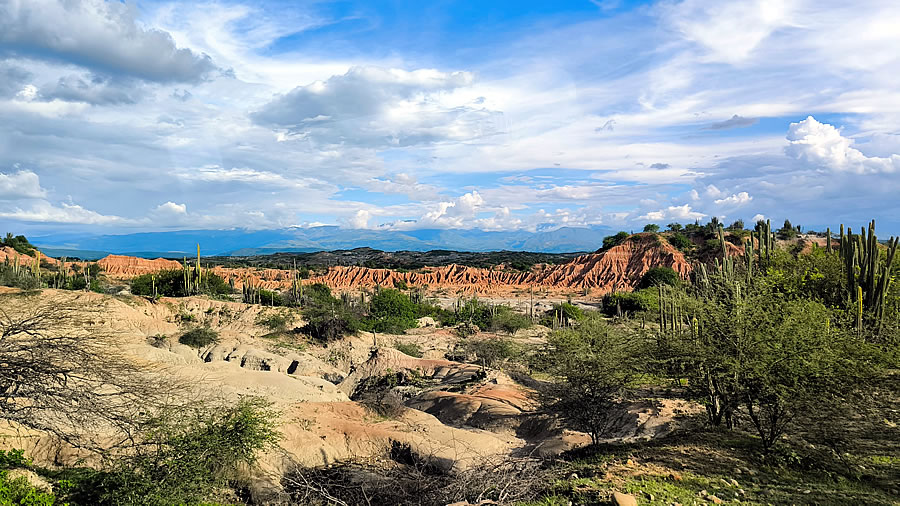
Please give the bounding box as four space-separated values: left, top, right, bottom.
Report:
666 222 683 232
602 231 629 250
666 232 692 252
637 266 681 289
642 224 660 233
67 398 280 506
728 219 745 231
538 315 644 444
492 309 531 335
300 285 361 342
366 288 419 334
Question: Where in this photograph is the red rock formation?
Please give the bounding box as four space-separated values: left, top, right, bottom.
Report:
25 234 695 296
0 246 59 266
97 255 183 276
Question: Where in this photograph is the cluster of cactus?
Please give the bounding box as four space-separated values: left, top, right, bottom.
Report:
2 252 44 283
289 259 304 301
3 254 25 277
51 256 69 289
839 220 898 330
242 277 263 304
658 284 686 335
182 244 208 295
754 219 776 263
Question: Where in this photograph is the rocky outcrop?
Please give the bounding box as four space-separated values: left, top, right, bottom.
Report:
98 254 182 276
43 234 696 296
0 246 59 266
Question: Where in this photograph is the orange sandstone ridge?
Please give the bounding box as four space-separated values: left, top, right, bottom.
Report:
97 255 183 276
90 234 693 296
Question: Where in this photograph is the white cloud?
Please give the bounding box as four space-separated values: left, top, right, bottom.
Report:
418 191 486 228
0 0 215 82
714 191 753 206
0 200 132 225
252 66 501 147
0 170 46 200
786 116 899 174
348 209 371 229
639 204 707 222
662 0 796 64
155 201 187 215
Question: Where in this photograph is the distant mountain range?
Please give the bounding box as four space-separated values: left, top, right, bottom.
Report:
32 225 618 259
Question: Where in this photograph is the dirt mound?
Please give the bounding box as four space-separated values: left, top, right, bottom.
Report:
98 254 183 277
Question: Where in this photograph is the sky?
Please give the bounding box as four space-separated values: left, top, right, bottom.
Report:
1 0 900 237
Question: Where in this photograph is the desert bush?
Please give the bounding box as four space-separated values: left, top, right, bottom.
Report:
536 314 645 444
602 231 629 250
300 284 362 342
453 338 522 369
0 263 41 290
364 288 419 334
667 232 692 252
1 233 36 255
637 266 681 289
539 302 584 327
601 288 658 317
0 294 173 450
130 269 232 297
393 341 423 358
178 327 219 348
491 309 531 335
256 310 294 333
64 398 280 506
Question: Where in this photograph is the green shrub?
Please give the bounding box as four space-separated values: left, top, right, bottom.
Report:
393 341 423 358
1 234 36 255
0 470 59 505
0 265 40 290
178 327 219 348
637 266 681 289
0 450 29 470
602 288 658 316
256 311 293 333
452 338 522 368
300 284 362 342
492 310 532 335
64 398 279 506
667 233 692 252
602 231 629 250
539 302 584 327
131 270 232 298
364 288 418 334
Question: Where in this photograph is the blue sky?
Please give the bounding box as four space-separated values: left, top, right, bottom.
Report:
1 0 900 236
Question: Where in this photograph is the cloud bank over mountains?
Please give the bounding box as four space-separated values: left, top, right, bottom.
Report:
2 0 900 238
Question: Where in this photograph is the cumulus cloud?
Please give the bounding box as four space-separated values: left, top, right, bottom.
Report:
708 114 758 130
0 170 46 200
714 191 753 206
786 116 899 173
154 201 187 216
0 0 215 82
0 200 132 225
252 66 502 147
418 191 485 228
348 209 371 229
639 204 707 222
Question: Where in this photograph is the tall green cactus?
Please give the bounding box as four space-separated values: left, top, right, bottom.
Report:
839 220 898 331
